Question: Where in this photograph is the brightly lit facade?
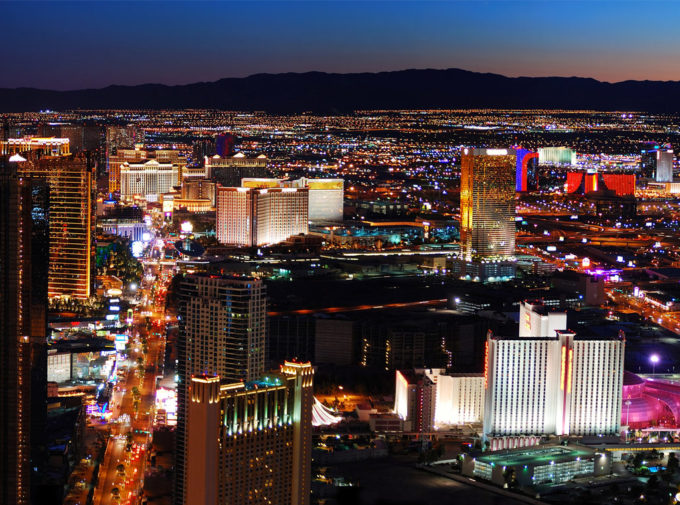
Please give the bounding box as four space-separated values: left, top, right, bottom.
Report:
184 361 313 505
538 146 577 165
569 338 625 435
483 330 625 445
394 369 484 430
208 153 269 187
655 149 674 183
216 186 309 246
460 148 516 261
463 445 604 487
393 369 436 432
432 372 485 426
109 148 183 193
304 178 344 222
175 275 267 505
17 154 95 299
484 336 563 438
519 300 567 338
0 137 70 157
120 159 178 201
515 148 539 192
242 177 344 222
484 300 624 446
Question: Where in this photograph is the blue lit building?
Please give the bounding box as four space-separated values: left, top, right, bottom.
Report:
515 148 539 192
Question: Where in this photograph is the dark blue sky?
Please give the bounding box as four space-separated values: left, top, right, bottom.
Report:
3 1 679 90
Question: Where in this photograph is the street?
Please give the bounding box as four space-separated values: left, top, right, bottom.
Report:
92 260 171 505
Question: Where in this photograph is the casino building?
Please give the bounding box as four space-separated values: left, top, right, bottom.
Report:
183 362 313 505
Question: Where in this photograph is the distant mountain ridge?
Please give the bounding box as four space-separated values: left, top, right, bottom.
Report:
2 68 680 112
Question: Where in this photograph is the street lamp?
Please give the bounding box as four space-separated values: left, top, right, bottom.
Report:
650 354 660 375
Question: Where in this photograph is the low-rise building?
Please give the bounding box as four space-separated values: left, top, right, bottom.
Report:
461 444 610 487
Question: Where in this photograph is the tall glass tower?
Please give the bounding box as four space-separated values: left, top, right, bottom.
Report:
460 148 517 262
175 274 267 505
16 153 95 299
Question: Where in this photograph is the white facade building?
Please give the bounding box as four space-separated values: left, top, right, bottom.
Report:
656 149 674 183
100 219 149 242
120 159 178 201
568 337 624 435
430 372 485 426
298 178 344 222
394 369 483 431
538 147 577 166
393 301 624 440
484 336 563 437
483 329 625 441
519 300 567 338
393 369 436 432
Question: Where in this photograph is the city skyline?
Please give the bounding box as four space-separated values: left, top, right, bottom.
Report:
5 106 680 505
3 1 680 90
5 0 680 501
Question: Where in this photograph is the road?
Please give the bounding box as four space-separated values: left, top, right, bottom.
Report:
92 261 172 505
608 290 680 335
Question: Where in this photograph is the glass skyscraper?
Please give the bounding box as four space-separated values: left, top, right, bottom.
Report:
16 153 95 299
460 148 517 261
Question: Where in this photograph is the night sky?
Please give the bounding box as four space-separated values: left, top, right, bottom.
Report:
3 1 679 90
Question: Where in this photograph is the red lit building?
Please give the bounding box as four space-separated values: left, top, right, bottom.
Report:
602 173 636 196
565 171 635 196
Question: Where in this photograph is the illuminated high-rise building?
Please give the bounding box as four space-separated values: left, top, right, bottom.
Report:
216 186 309 246
120 160 178 201
656 149 674 183
537 147 576 166
1 137 70 157
393 369 484 430
0 157 35 505
16 153 95 299
515 148 539 192
393 370 437 432
184 361 313 505
519 300 567 338
460 148 516 261
207 152 269 187
242 177 344 223
483 301 624 450
108 148 183 193
175 275 267 505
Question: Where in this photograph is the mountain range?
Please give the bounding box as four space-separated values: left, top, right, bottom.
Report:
2 68 680 112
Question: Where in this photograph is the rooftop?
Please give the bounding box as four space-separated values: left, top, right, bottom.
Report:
476 445 594 468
